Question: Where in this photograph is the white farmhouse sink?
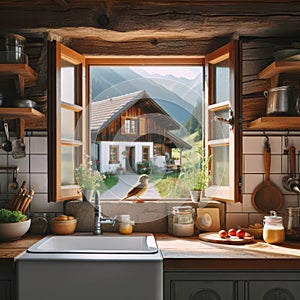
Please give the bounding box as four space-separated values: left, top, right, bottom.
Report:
17 233 163 300
27 233 158 254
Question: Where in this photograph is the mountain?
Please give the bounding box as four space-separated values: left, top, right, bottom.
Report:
91 67 202 124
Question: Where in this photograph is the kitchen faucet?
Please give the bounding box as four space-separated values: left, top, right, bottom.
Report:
93 190 115 235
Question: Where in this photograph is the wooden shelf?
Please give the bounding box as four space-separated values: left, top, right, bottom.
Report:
259 61 300 79
0 64 37 87
0 108 44 120
247 116 300 130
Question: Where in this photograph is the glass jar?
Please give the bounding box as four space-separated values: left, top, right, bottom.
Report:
118 214 134 235
172 206 194 237
285 207 300 240
263 211 285 244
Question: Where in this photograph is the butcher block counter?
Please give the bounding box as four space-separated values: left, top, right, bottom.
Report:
154 234 300 270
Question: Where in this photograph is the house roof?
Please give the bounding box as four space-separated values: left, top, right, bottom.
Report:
90 90 180 133
90 90 192 150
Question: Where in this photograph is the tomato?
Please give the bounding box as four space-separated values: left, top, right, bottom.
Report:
228 228 236 236
236 229 245 239
218 230 227 238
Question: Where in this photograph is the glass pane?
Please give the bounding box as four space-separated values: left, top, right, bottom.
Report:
214 59 229 103
61 146 75 185
61 59 75 104
209 108 230 140
61 108 75 140
211 146 229 186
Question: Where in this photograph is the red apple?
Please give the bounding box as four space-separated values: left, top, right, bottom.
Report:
236 229 245 239
218 230 227 239
228 228 236 236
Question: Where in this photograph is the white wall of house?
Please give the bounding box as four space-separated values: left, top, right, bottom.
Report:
97 141 154 173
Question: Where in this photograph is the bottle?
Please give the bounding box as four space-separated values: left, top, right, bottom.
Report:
118 215 134 235
171 206 194 237
263 210 285 244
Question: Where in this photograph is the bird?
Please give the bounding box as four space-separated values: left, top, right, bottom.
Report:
120 174 150 201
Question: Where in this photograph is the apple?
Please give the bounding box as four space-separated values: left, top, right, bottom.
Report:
218 230 227 239
236 229 245 239
228 228 236 236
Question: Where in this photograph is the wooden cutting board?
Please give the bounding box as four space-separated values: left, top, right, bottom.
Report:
199 232 254 245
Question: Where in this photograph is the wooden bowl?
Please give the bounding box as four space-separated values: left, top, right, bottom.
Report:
49 218 77 235
0 219 31 241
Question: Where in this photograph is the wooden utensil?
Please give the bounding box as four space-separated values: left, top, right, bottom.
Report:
19 189 35 214
7 180 26 210
251 140 283 213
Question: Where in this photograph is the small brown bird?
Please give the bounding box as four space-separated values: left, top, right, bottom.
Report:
120 174 150 201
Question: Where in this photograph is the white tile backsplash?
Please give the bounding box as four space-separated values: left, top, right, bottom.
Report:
29 137 47 154
30 155 48 173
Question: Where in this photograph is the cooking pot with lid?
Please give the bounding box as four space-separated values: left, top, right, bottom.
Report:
264 85 299 116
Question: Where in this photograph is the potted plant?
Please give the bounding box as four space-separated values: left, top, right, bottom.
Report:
0 209 31 241
74 155 106 201
179 146 212 202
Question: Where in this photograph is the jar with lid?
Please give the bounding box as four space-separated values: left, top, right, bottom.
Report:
285 207 300 240
118 214 134 235
171 206 194 237
263 210 285 244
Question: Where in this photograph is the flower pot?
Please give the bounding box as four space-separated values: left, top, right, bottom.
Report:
190 190 203 202
82 189 95 202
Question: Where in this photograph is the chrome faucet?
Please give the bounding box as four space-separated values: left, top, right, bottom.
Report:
93 190 115 235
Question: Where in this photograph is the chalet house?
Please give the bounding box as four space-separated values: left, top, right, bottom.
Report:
90 90 191 173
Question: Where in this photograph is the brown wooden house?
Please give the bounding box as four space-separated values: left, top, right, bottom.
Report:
90 90 191 173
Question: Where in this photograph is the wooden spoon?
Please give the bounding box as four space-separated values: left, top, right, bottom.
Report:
251 142 283 214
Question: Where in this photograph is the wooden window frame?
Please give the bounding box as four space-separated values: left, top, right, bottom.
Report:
109 145 119 164
204 40 242 202
48 41 87 202
142 146 150 162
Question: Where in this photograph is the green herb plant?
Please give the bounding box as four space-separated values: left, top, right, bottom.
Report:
0 209 27 223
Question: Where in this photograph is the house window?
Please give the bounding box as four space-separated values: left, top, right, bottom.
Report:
123 117 138 135
142 146 150 162
109 146 119 164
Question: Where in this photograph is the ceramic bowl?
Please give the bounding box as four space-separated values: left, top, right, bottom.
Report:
0 219 31 241
49 218 77 235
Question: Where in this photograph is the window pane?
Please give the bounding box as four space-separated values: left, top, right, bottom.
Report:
61 59 75 104
214 59 229 103
209 108 230 140
61 146 75 185
61 108 75 140
211 146 229 186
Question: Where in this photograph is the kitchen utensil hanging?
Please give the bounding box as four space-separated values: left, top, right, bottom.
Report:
2 122 12 152
251 137 283 213
8 166 19 190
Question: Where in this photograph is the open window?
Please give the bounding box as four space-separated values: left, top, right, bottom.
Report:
204 40 242 202
48 41 87 202
48 41 241 203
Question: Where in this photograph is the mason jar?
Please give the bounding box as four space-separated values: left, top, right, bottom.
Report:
172 206 194 237
263 211 285 244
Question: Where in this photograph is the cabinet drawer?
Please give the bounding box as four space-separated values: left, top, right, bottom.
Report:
170 280 236 300
247 281 300 300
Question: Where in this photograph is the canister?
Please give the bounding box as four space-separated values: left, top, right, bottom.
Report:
285 207 300 240
263 210 285 244
171 206 194 237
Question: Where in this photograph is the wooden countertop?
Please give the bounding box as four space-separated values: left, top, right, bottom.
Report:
154 234 300 270
0 235 43 263
2 234 300 271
